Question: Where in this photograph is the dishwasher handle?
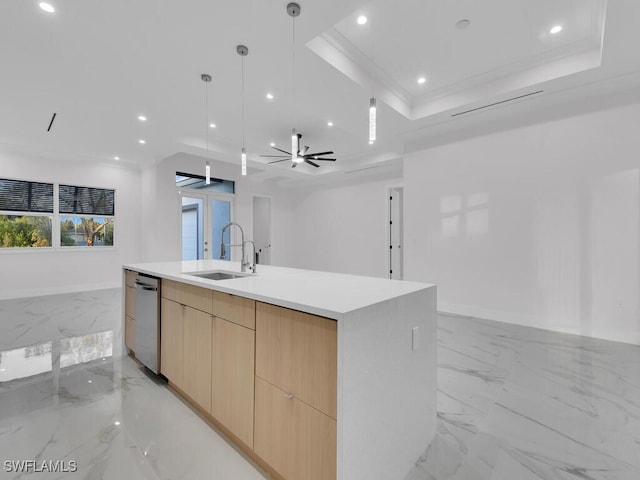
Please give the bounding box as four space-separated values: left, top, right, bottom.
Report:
135 280 158 291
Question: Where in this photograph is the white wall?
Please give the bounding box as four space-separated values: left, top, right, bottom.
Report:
283 174 401 278
0 148 142 299
404 101 640 345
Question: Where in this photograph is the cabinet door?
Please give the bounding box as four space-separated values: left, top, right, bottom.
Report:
182 306 213 412
161 298 184 388
125 316 135 351
211 317 255 447
254 377 336 480
256 302 337 418
212 291 255 329
125 285 136 318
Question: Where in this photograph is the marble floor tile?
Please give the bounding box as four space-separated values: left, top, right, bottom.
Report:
407 313 640 480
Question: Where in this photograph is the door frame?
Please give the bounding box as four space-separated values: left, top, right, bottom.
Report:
386 184 404 280
251 194 273 265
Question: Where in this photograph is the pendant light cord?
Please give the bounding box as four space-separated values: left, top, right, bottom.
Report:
241 54 245 148
205 79 209 154
292 13 296 127
371 19 375 97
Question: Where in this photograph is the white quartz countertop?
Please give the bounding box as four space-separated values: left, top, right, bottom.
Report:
123 260 433 319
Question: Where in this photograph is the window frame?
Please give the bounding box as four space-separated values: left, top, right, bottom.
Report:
0 178 116 253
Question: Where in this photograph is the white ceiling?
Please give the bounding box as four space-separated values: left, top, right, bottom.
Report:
0 0 639 182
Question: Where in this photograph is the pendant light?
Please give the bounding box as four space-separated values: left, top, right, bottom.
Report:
288 3 302 165
201 73 212 184
237 45 248 176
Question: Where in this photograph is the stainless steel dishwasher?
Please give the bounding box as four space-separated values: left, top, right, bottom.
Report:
134 274 160 374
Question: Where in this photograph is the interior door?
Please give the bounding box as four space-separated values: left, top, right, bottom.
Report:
389 187 404 280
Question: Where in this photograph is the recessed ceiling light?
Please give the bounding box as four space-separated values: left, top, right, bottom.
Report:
114 421 120 426
39 3 55 13
455 19 470 30
266 93 274 100
137 115 147 122
209 123 216 128
550 25 562 34
270 142 275 147
327 121 333 127
357 15 367 25
138 139 146 144
113 156 120 160
417 76 427 85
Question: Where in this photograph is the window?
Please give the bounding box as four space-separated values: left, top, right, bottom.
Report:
0 179 53 248
59 185 115 247
176 172 235 193
0 178 115 250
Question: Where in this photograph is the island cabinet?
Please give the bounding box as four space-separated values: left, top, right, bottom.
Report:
160 279 214 412
160 280 256 449
254 301 338 480
124 270 137 352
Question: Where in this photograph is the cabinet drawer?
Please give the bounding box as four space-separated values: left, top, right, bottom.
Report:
256 302 337 419
125 269 137 288
213 291 255 330
163 279 213 314
254 377 336 480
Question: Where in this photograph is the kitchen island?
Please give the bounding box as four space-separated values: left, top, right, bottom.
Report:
123 260 436 480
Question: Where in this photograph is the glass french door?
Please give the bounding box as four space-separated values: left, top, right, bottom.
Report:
181 192 233 261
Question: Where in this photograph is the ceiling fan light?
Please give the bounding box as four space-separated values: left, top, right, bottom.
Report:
291 129 300 163
241 148 247 176
369 97 377 142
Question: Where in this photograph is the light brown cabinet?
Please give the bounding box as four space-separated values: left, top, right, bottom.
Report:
182 306 213 411
211 317 255 447
255 302 337 480
124 270 137 352
254 377 337 480
153 278 338 480
255 302 337 419
160 298 184 389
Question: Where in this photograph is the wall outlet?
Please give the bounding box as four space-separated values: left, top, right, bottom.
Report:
412 326 419 351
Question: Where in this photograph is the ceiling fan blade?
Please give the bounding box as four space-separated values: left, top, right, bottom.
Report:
267 159 292 164
260 154 290 158
310 158 336 161
272 147 292 155
291 162 297 168
305 159 320 168
305 151 333 157
301 146 310 156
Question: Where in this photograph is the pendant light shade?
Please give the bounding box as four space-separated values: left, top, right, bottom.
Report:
241 148 247 176
369 97 377 142
205 161 211 185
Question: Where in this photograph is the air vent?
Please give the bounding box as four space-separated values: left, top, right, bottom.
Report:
344 165 379 174
47 112 57 132
451 90 543 118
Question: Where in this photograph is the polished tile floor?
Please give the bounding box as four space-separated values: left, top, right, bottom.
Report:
0 291 639 479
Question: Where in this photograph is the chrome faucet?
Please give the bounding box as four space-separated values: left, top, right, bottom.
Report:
244 240 257 273
220 222 247 272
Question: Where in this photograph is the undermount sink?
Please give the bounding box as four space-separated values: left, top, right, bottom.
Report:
184 270 253 281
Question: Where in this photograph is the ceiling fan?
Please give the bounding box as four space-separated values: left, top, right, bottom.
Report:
260 133 336 168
